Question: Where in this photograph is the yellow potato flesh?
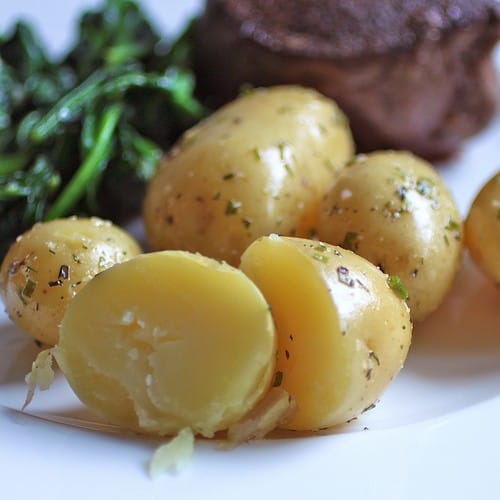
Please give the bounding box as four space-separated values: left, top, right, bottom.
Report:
143 85 354 266
55 251 276 437
240 236 412 431
465 172 500 284
0 217 141 345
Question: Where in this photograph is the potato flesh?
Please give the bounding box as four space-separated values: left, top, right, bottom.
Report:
240 236 412 431
143 85 354 266
0 217 141 345
465 172 500 284
317 151 462 321
55 251 276 437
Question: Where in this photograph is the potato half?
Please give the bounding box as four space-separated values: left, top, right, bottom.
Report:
0 217 141 345
143 85 354 265
316 151 462 321
240 235 412 431
465 171 500 285
55 251 276 437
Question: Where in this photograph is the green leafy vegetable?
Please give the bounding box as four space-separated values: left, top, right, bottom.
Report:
0 0 206 257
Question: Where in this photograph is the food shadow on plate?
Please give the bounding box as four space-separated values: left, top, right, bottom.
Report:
0 322 41 385
405 252 500 379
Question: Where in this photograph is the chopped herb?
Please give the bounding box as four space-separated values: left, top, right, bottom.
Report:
251 147 261 161
369 351 380 365
387 275 409 300
277 141 287 161
272 371 283 387
337 266 355 287
225 199 242 215
48 279 63 287
362 402 377 414
241 217 252 229
58 264 70 280
313 253 329 264
314 242 328 252
445 219 460 231
416 179 432 196
222 173 235 181
22 278 37 298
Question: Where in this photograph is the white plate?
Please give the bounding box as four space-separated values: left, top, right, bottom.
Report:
1 2 499 499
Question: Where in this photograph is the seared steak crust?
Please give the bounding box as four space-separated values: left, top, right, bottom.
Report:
194 0 500 159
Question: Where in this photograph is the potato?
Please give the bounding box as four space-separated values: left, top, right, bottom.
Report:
143 85 354 266
240 235 412 431
0 217 141 345
54 251 276 437
316 151 462 322
465 171 500 284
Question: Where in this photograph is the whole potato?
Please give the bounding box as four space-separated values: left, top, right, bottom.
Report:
316 151 462 321
0 217 141 345
465 171 500 284
240 235 412 431
143 85 354 265
55 251 276 437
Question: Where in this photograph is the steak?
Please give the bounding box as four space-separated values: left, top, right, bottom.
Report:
193 0 500 160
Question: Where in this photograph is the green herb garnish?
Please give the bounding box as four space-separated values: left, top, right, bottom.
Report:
387 275 409 300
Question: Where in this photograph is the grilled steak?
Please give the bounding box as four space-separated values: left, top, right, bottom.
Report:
194 0 500 160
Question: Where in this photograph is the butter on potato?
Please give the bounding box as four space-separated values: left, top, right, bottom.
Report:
240 235 412 431
54 251 276 437
0 217 141 345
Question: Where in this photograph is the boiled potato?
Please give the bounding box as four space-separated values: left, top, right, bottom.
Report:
0 217 141 345
465 171 500 284
240 235 412 431
143 85 354 266
54 251 276 438
316 151 462 322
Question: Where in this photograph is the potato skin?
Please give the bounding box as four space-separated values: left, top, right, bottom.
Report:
143 85 354 265
0 217 141 345
316 151 462 322
240 235 412 431
465 171 500 284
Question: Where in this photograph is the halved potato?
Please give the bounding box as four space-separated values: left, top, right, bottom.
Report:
54 250 276 437
240 235 412 431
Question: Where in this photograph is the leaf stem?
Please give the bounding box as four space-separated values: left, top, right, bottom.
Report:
44 103 123 220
